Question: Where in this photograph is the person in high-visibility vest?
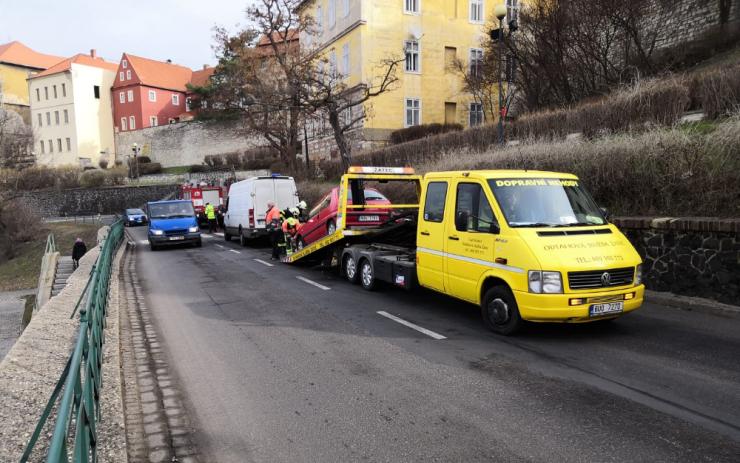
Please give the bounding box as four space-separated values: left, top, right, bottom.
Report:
266 201 283 260
205 202 217 233
282 210 302 255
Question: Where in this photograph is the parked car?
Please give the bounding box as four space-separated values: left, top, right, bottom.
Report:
123 208 148 227
147 200 201 250
296 187 391 248
223 174 299 245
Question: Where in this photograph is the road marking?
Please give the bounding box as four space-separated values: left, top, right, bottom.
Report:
254 259 274 267
376 311 447 340
215 244 225 249
296 276 330 291
202 234 213 239
229 249 241 254
138 240 148 245
214 232 224 237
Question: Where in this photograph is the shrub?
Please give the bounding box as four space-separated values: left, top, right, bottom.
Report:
98 159 109 169
189 164 210 173
79 169 107 188
16 166 62 190
390 123 463 145
138 162 162 175
137 156 152 164
56 166 82 189
693 64 740 119
106 167 128 186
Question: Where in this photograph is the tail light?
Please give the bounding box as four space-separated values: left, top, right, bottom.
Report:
249 208 255 228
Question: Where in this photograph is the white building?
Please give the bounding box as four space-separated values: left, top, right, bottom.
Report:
29 50 117 167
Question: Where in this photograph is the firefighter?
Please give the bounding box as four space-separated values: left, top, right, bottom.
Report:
205 202 217 233
296 201 308 222
266 201 283 260
282 208 302 255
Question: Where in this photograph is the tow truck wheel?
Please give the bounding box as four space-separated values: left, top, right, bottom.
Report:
359 259 376 291
481 286 522 335
343 254 358 284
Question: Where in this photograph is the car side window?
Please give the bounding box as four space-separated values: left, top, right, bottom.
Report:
423 182 447 223
455 183 498 233
310 195 330 219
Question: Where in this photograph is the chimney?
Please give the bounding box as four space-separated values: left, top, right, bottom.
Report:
90 49 97 58
202 64 208 70
166 59 172 64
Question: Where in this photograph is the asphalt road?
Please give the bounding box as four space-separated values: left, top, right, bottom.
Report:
128 227 740 463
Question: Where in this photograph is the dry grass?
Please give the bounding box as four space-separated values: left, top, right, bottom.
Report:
693 63 740 119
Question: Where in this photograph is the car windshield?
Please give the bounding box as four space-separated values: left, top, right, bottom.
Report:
489 178 606 227
347 189 389 202
126 208 145 215
148 202 195 219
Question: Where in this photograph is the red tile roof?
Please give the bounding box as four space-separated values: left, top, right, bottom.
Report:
257 30 300 47
32 53 118 79
119 54 194 92
190 66 215 88
0 41 63 69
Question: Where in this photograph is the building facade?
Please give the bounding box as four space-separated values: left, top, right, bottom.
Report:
298 0 502 159
111 54 213 133
0 41 62 123
29 51 117 167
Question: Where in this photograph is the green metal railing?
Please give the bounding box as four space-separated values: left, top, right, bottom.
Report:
21 221 125 463
44 233 57 254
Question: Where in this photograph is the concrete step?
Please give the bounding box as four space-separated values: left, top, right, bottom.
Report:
52 284 66 290
54 279 68 285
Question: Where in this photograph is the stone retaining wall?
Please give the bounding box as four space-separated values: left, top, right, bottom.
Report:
613 217 740 305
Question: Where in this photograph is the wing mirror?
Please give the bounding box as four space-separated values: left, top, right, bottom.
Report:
455 211 469 231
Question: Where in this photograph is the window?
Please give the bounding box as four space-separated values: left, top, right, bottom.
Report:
150 116 158 127
185 97 192 112
121 117 127 131
329 50 337 75
37 113 42 127
62 83 66 97
172 94 180 105
469 102 484 126
148 90 156 102
405 98 421 127
506 0 519 23
316 6 323 32
126 70 131 80
54 111 60 125
53 85 58 98
94 85 100 99
40 141 45 154
119 92 125 103
404 40 420 72
423 182 448 222
129 116 136 130
46 112 51 125
127 90 134 102
405 0 419 14
445 102 457 124
455 183 497 233
469 0 484 23
470 48 483 77
36 88 40 101
122 59 128 68
48 140 53 153
342 43 350 77
343 105 352 127
120 71 124 81
64 109 69 124
44 87 49 100
444 47 457 71
57 138 62 152
66 138 71 151
328 0 336 28
342 0 350 17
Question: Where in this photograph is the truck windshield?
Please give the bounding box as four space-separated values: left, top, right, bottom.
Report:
149 202 195 219
488 178 606 227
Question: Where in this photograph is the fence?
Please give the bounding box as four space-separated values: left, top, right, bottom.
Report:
33 233 58 314
21 220 124 462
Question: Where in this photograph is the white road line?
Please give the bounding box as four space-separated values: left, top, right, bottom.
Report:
254 258 274 267
214 232 224 237
138 240 148 245
376 311 447 340
215 244 225 249
202 234 213 239
229 249 241 254
296 276 331 291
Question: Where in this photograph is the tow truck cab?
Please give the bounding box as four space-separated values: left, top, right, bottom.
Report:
333 168 644 335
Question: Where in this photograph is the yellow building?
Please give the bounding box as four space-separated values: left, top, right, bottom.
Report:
0 41 63 123
298 0 521 158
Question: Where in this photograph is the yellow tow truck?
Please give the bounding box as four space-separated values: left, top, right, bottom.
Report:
285 167 644 335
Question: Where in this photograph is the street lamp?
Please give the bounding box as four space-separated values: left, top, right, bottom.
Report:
493 4 509 145
131 143 141 179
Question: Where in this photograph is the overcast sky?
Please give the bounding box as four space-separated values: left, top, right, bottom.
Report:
0 0 256 69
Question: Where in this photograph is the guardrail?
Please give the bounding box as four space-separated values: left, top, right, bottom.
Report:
32 234 58 315
21 220 124 463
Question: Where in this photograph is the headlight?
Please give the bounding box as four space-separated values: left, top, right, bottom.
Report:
189 226 199 233
528 270 563 293
151 229 164 236
635 264 643 286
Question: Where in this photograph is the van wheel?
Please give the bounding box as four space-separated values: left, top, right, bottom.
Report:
481 286 522 335
239 228 247 247
359 259 376 291
224 230 231 242
343 254 358 284
327 220 336 236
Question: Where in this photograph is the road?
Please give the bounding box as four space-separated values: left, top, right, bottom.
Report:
127 227 740 462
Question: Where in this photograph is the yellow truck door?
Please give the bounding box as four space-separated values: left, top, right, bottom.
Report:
444 180 499 303
416 180 450 292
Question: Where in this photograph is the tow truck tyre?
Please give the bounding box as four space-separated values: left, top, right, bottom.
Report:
327 220 336 236
343 254 359 284
359 259 376 291
481 286 522 335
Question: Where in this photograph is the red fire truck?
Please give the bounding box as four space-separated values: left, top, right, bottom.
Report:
177 183 227 224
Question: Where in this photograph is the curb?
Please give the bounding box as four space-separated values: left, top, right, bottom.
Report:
645 290 740 317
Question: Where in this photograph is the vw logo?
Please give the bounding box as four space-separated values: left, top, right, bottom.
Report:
601 272 612 286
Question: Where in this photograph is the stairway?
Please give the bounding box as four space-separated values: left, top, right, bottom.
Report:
51 256 75 297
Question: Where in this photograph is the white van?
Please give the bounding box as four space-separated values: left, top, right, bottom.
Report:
224 175 299 244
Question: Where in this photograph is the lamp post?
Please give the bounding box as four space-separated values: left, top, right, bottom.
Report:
131 143 141 179
493 4 508 145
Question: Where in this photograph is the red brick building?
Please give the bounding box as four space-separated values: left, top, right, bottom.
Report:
111 53 214 132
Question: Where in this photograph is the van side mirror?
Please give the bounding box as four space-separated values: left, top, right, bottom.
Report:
455 211 469 231
490 221 501 234
600 207 610 221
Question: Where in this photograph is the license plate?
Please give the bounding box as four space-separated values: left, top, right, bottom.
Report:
589 302 624 317
358 215 380 222
168 236 185 241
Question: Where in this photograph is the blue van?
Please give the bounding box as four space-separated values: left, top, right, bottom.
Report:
147 200 202 250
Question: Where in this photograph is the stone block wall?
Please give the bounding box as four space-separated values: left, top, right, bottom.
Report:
613 217 740 305
648 0 740 52
20 184 177 217
115 120 262 168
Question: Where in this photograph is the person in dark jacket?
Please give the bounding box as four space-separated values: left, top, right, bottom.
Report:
72 238 87 270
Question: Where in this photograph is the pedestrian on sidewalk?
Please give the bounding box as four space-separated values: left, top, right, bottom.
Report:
72 238 87 270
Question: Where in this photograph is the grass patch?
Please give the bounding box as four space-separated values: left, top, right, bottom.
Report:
0 222 100 292
679 120 718 135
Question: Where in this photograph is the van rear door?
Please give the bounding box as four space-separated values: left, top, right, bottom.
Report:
274 178 297 210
